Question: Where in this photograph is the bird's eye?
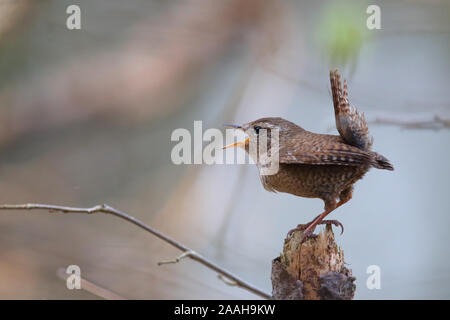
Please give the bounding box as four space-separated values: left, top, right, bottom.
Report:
254 126 262 134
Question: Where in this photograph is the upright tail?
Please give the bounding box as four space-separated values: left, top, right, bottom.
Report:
371 152 394 171
329 70 393 171
330 69 373 151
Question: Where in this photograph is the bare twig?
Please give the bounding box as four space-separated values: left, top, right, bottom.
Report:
157 250 195 266
56 267 126 300
371 115 450 130
218 274 239 287
0 203 271 299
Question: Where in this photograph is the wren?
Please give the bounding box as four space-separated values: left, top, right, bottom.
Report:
223 70 393 242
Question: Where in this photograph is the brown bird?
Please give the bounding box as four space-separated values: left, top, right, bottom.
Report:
223 69 393 242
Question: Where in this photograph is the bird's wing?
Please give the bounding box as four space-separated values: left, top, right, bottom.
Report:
330 69 373 151
279 132 372 166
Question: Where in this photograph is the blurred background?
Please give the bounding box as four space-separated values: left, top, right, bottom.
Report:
0 0 449 299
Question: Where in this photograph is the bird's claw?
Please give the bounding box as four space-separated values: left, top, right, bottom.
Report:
288 219 344 244
287 224 317 244
299 228 315 243
287 223 309 238
319 219 344 235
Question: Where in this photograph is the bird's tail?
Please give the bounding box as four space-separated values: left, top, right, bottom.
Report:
330 69 373 151
371 152 394 171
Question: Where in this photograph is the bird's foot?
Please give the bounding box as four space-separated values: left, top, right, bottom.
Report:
287 223 310 238
299 226 317 243
288 219 344 244
319 219 344 235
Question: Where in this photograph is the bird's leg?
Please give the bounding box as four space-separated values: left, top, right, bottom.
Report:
287 196 337 238
298 207 337 242
289 188 353 243
287 211 332 238
314 188 352 237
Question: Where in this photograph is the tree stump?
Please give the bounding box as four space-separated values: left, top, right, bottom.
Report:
271 225 356 300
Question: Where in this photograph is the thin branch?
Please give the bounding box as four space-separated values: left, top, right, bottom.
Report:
56 267 127 300
218 274 239 287
157 250 195 266
370 115 450 130
0 203 271 299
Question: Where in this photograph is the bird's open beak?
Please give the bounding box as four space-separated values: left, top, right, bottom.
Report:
222 139 249 149
222 124 249 149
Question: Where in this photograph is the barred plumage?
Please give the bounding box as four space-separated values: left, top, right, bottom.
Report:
224 69 393 242
330 69 373 151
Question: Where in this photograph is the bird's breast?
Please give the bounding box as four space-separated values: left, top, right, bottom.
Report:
259 163 369 199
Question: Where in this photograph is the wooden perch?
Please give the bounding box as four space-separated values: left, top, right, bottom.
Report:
271 225 355 300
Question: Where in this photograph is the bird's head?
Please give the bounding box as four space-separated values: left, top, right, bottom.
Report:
222 117 297 151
